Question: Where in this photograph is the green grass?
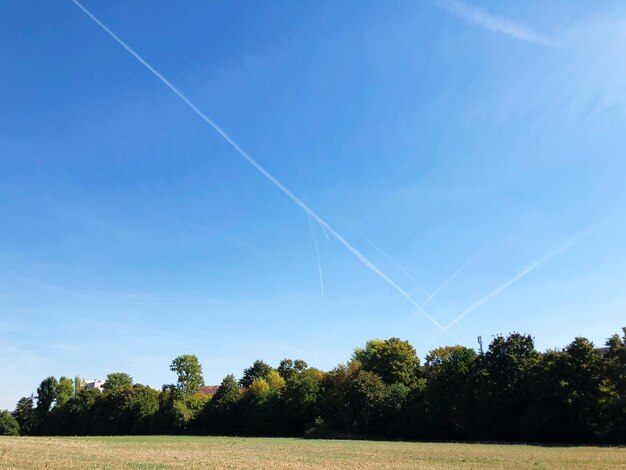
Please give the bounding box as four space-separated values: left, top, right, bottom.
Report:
1 435 625 469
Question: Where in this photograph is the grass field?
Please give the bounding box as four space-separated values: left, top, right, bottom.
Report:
1 436 625 469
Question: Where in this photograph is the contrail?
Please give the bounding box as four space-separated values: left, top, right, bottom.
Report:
420 250 479 308
363 236 431 298
318 221 331 240
352 227 465 332
445 231 591 330
306 215 325 301
70 0 447 333
289 147 326 301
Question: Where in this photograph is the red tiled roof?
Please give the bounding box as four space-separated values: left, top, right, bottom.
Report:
197 385 219 396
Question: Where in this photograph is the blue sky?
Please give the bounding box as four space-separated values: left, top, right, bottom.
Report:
1 0 626 409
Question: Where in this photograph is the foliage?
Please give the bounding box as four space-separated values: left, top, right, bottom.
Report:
239 360 273 388
203 374 242 435
0 410 20 436
277 359 308 380
12 396 35 435
10 331 626 443
353 338 420 387
284 369 322 434
35 376 58 417
103 373 134 392
346 369 387 435
248 378 271 399
424 345 477 438
478 333 537 440
599 331 626 442
56 377 74 408
170 355 204 397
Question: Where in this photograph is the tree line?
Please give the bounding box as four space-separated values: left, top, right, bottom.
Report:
2 329 625 443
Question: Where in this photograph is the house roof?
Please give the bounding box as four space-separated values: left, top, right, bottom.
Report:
196 385 219 396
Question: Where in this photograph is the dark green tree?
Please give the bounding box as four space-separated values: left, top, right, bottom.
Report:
204 374 242 434
0 410 20 436
480 333 537 440
12 396 35 435
36 376 58 417
319 362 360 433
239 360 273 388
424 345 477 438
562 337 603 440
53 388 101 435
277 359 308 380
127 385 160 421
599 330 626 442
346 370 387 435
283 369 323 434
103 372 134 392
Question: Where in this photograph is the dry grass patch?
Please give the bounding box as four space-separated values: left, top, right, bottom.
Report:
1 436 625 469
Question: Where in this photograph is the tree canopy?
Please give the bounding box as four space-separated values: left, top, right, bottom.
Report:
239 360 273 388
169 355 204 397
103 373 134 392
353 337 420 386
0 410 19 436
36 377 58 416
7 329 626 444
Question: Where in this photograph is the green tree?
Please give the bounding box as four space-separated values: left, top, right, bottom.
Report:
248 378 271 399
599 330 626 442
166 392 209 434
424 345 477 438
127 385 160 420
56 377 74 408
56 388 101 435
170 355 204 397
239 360 273 388
0 410 20 436
12 396 35 435
36 376 58 416
480 333 537 440
265 370 286 392
562 337 602 440
74 376 83 395
284 369 323 434
277 359 308 380
353 338 420 386
319 362 360 433
205 374 242 434
103 372 134 392
212 375 241 408
346 370 387 435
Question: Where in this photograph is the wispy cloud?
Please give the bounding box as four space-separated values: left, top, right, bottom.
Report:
437 0 560 48
445 230 593 329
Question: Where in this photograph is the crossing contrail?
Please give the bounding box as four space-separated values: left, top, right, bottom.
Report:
70 0 448 333
420 250 479 308
445 231 591 330
289 148 326 301
306 215 325 301
360 234 431 297
352 228 466 333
